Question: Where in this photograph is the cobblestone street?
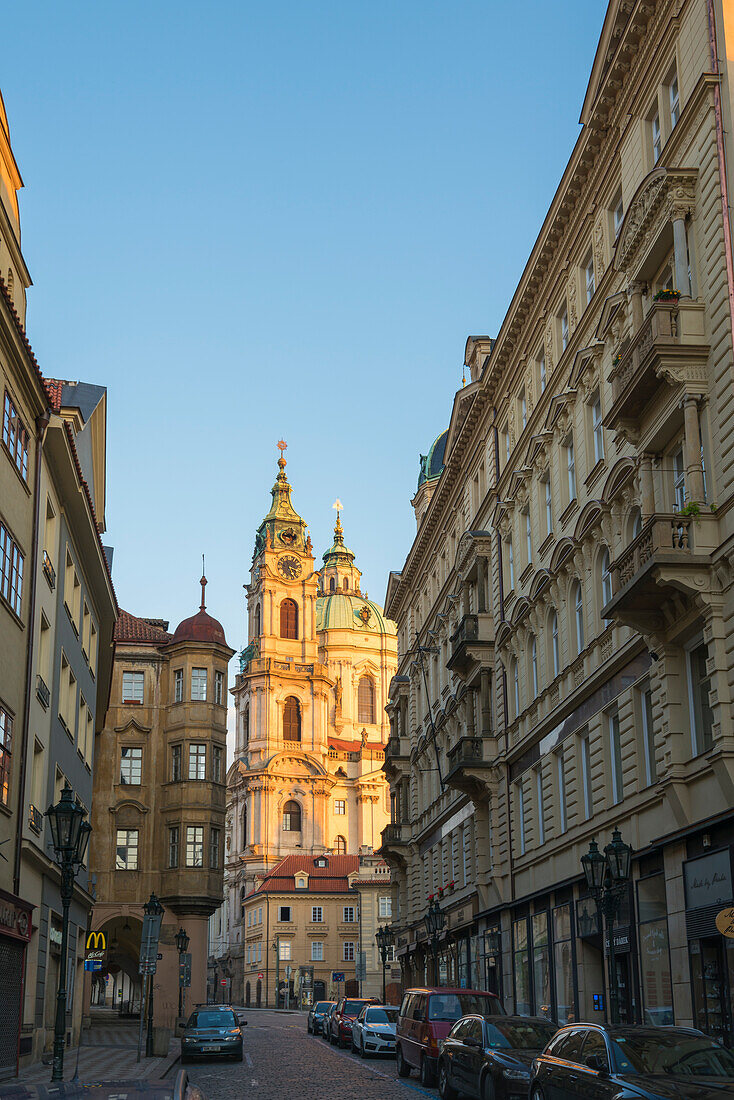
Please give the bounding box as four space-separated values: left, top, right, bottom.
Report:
185 1011 433 1100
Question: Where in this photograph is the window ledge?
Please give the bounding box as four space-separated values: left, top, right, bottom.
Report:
585 458 607 492
560 499 579 527
539 533 554 559
0 592 24 628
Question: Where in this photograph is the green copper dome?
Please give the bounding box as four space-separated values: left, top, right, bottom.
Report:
417 430 447 489
316 593 396 636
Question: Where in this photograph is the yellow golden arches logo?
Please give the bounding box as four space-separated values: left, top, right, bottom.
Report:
86 931 106 951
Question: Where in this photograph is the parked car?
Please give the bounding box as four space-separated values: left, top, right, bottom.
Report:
322 1003 338 1041
438 1014 557 1100
530 1023 734 1099
352 1004 400 1058
329 997 381 1048
180 1006 245 1062
396 987 505 1086
308 999 335 1035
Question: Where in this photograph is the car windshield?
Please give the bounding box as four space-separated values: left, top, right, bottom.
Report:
485 1020 557 1050
315 1003 332 1012
610 1034 734 1078
429 993 501 1022
366 1008 398 1024
188 1010 237 1028
344 1001 367 1014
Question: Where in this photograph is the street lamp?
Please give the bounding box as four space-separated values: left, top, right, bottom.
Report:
143 893 164 1057
175 927 190 1019
425 899 446 987
46 787 92 1082
375 925 395 1003
581 829 633 1025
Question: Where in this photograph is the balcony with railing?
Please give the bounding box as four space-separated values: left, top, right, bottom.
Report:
36 674 50 709
42 550 56 590
28 804 43 834
445 736 494 798
447 613 494 681
605 299 709 436
604 510 719 632
378 822 409 863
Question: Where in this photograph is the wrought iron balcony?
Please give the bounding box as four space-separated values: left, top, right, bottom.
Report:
381 823 407 845
606 300 709 435
28 804 43 834
447 614 493 681
42 551 55 590
36 674 50 709
445 736 493 798
605 511 719 633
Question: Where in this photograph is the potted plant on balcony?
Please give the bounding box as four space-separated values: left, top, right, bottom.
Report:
653 287 680 302
447 880 456 893
678 501 702 521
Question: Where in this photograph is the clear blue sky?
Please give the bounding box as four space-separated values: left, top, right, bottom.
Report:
4 0 605 655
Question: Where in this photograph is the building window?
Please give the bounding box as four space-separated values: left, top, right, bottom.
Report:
122 671 144 705
531 636 539 696
584 253 595 303
243 704 250 744
379 896 392 919
652 110 662 163
512 658 520 719
120 746 142 785
560 307 569 352
279 940 292 961
592 396 604 463
343 906 356 923
517 781 526 855
573 582 584 654
279 906 292 922
669 70 680 127
507 537 514 590
311 941 324 961
283 696 301 741
2 390 29 481
334 835 346 854
116 828 139 870
0 705 12 806
212 745 223 783
334 799 346 815
550 610 560 677
343 942 355 962
580 733 593 819
171 667 182 704
171 744 182 782
539 354 546 393
609 711 623 804
191 667 207 701
519 389 527 430
358 676 376 724
168 826 179 868
185 826 204 867
600 548 612 609
637 874 673 1026
280 598 298 639
566 436 576 501
0 522 24 617
641 686 657 786
282 800 301 831
189 743 206 780
210 827 221 868
311 906 323 922
544 477 552 536
214 670 224 705
673 448 686 511
688 641 714 755
557 751 566 833
536 768 545 845
254 603 261 636
525 510 532 566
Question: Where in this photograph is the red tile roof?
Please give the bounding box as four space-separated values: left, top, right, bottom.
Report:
115 609 172 644
250 854 359 897
328 736 384 752
44 378 66 412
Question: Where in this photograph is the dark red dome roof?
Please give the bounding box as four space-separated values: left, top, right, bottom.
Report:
170 608 228 646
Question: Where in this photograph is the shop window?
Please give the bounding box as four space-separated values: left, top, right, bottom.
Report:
637 874 673 1025
532 912 552 1020
513 918 531 1015
553 904 576 1024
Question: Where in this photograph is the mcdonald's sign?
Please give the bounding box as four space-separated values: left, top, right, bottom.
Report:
85 930 107 963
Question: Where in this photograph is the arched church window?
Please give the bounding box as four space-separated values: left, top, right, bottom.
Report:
242 804 247 846
254 604 261 637
280 599 298 639
334 835 346 854
343 578 349 591
243 704 250 744
358 676 375 724
283 696 301 741
283 800 301 831
329 577 336 593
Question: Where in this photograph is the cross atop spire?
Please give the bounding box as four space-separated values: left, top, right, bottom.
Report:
277 439 287 473
200 554 207 611
332 498 344 537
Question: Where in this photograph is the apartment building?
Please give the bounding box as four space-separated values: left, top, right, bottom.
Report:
381 0 734 1042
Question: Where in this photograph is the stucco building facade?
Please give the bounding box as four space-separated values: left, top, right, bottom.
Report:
380 0 734 1044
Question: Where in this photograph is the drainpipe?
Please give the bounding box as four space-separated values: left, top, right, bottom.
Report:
706 0 734 348
14 408 50 898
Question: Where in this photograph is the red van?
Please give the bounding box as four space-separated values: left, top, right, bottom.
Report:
395 988 505 1086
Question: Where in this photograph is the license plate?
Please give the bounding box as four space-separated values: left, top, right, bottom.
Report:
202 1045 219 1052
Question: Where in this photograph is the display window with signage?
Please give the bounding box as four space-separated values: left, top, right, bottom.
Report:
684 848 734 1047
636 873 673 1026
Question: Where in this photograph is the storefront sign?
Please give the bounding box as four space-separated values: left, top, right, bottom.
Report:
0 889 33 942
85 930 107 966
684 851 733 910
715 908 734 938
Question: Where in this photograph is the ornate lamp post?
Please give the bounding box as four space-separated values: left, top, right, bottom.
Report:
581 829 633 1025
175 927 190 1019
144 893 164 1057
425 899 446 987
375 925 395 1004
46 787 92 1082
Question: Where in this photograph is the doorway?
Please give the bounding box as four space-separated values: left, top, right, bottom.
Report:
612 954 636 1025
314 980 326 1000
690 937 733 1046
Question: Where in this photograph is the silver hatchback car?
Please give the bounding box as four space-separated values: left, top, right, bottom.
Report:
181 1006 245 1062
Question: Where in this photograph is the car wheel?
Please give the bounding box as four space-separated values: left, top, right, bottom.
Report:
530 1089 544 1100
360 1036 368 1059
234 1047 243 1062
180 1054 188 1065
438 1060 458 1100
420 1056 436 1087
396 1046 411 1077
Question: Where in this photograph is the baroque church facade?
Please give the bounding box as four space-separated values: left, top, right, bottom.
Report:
218 449 397 999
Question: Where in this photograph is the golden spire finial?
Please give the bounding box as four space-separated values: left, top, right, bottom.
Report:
332 498 344 536
277 438 287 473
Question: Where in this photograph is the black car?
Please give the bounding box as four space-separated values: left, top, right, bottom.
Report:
322 1003 338 1041
530 1023 734 1099
438 1014 557 1100
181 1006 244 1062
308 999 335 1035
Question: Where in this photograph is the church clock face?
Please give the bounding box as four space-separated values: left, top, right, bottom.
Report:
278 555 302 580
